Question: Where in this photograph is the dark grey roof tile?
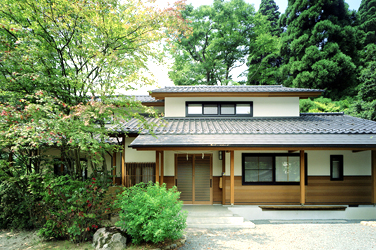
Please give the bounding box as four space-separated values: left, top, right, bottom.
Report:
112 113 376 135
151 85 323 93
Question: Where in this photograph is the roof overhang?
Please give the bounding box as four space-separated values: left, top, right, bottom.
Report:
150 92 323 100
129 134 376 151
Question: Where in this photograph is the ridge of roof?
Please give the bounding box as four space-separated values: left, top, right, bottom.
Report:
151 85 324 93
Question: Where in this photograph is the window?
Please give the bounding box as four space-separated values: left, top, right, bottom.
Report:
54 158 88 180
126 162 155 187
242 153 307 185
186 102 253 117
330 155 343 181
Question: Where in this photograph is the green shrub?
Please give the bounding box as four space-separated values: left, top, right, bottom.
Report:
115 182 187 245
39 173 113 243
0 174 44 230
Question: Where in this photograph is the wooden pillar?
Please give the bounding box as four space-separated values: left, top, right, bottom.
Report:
372 150 376 204
160 151 164 184
230 151 235 206
122 135 126 187
155 151 160 184
112 152 116 185
222 151 226 205
300 150 305 205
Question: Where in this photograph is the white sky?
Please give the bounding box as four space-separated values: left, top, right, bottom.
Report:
126 0 361 95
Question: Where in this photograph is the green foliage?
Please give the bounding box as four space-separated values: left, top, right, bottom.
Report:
38 173 113 243
278 0 361 99
258 0 281 36
115 182 187 245
169 0 274 85
0 172 45 230
350 44 376 121
358 0 376 45
300 97 351 113
0 0 188 104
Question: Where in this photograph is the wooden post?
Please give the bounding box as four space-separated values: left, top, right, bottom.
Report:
160 151 164 184
222 151 226 205
155 151 160 184
230 151 235 206
372 150 376 204
300 150 305 205
112 152 116 185
122 135 126 187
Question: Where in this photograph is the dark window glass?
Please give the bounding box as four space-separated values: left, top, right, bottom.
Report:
244 156 273 182
242 153 307 185
330 155 343 181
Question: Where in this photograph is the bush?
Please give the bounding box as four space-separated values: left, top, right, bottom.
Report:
38 173 113 243
0 174 44 230
115 182 187 245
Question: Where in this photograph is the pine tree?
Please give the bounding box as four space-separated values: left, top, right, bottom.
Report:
358 0 376 46
278 0 360 99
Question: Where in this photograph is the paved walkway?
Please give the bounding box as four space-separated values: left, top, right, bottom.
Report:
179 221 376 249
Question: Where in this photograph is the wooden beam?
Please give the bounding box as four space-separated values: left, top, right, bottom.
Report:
288 150 298 153
300 150 305 205
352 150 367 153
230 151 235 206
122 135 126 187
160 151 164 184
112 152 116 185
222 151 226 205
372 150 376 204
155 151 160 184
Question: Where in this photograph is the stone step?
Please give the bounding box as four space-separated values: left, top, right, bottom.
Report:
186 216 244 225
184 211 234 217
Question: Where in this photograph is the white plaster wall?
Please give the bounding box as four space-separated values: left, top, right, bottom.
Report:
164 97 299 117
124 137 156 162
307 150 371 176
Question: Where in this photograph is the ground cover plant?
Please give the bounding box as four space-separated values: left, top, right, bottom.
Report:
115 182 187 245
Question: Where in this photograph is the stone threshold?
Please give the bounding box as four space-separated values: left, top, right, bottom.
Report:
259 205 347 211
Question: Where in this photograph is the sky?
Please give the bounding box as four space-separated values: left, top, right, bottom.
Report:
127 0 362 95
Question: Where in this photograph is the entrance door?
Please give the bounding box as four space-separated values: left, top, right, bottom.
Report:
175 154 213 204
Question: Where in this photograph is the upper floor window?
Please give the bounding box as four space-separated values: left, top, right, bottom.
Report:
186 102 253 117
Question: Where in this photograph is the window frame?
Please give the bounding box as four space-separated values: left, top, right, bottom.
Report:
186 101 253 117
242 153 308 185
330 155 344 181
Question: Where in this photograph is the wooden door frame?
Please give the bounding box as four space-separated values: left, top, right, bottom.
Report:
175 153 213 205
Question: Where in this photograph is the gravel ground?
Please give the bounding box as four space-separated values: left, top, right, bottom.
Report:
179 221 376 250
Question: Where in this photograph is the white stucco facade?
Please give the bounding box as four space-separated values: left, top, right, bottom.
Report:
164 97 300 117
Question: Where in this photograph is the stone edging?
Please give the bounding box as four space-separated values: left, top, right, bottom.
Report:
151 235 187 250
360 221 376 227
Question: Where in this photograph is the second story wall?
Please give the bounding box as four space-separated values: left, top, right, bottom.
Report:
164 97 300 117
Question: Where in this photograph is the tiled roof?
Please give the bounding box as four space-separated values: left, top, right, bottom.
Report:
130 134 376 148
112 113 376 135
151 85 324 93
132 95 163 103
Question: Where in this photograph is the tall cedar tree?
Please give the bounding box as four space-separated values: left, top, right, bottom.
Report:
246 0 281 85
258 0 281 36
358 0 376 46
278 0 360 99
169 0 276 85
